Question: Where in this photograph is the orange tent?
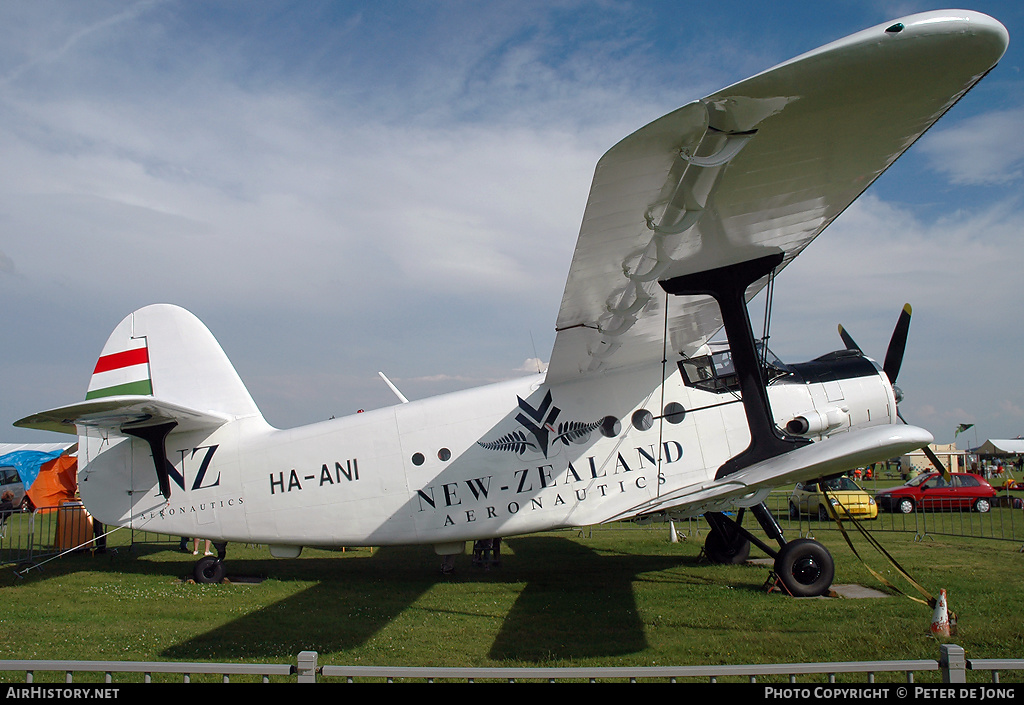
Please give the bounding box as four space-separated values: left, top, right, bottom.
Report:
26 454 77 512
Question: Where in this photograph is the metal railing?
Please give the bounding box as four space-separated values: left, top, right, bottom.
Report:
0 659 295 683
0 504 95 569
0 645 1020 683
0 504 180 571
653 490 1024 545
773 488 1024 544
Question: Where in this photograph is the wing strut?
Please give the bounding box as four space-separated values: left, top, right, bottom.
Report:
661 253 809 479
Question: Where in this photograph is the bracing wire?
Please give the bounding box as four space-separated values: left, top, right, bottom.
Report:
760 269 776 369
656 292 670 497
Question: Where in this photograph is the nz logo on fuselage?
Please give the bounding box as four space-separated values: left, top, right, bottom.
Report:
477 391 606 459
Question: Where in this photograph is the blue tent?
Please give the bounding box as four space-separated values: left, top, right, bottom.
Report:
0 448 67 489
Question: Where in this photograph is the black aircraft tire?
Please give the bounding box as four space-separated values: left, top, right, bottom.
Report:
704 529 751 565
775 539 834 597
193 555 226 584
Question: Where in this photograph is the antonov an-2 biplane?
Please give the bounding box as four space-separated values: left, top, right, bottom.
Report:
16 11 1009 596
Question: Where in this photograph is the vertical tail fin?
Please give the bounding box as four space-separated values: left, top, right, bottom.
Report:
17 304 265 517
16 304 265 435
88 304 263 422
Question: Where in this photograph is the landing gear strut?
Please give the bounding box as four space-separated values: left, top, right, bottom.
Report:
703 511 751 564
704 504 834 597
664 254 834 597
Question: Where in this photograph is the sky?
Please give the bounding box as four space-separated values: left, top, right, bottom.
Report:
1 1 1022 449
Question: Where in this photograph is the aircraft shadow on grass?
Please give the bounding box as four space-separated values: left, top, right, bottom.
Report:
153 535 711 663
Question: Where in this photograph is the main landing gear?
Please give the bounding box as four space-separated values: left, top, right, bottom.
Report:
703 506 834 597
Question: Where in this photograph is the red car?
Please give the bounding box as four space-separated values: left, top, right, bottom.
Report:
875 472 997 514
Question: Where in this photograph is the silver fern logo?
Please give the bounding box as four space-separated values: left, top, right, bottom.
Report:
478 391 602 458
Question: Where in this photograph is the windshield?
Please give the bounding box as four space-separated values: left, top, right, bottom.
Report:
756 341 790 372
906 473 938 487
678 341 791 394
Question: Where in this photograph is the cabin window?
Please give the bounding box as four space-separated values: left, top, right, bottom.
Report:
663 402 686 424
631 409 654 431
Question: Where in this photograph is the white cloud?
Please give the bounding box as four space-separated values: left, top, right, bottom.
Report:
2 2 1023 444
999 399 1024 419
920 108 1024 185
0 95 599 311
768 193 1024 341
517 358 548 374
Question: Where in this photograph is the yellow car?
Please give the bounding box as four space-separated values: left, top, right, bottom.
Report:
789 476 878 521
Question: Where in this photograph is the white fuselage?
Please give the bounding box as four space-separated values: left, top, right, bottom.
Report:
77 354 896 552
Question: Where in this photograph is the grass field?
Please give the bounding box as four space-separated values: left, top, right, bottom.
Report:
0 519 1021 674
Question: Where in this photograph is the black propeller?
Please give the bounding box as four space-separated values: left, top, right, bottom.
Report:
881 303 912 386
838 303 912 386
837 323 860 354
838 304 947 478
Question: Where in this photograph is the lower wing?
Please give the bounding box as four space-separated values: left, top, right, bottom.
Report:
606 424 932 521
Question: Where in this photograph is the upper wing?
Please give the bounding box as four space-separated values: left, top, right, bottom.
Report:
547 11 1008 385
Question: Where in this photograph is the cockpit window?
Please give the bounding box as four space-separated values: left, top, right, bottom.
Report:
759 344 789 372
678 353 734 393
677 341 791 394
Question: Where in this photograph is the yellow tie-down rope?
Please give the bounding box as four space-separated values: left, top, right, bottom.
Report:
820 484 938 610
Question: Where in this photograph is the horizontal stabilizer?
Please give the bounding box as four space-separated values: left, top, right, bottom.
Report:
14 396 231 436
608 425 933 521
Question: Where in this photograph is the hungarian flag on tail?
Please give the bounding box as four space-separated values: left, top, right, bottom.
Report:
86 338 152 399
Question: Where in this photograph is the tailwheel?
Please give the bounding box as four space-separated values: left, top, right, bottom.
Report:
774 538 834 597
193 555 226 584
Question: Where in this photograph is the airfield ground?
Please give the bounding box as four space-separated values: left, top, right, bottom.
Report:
0 519 1021 674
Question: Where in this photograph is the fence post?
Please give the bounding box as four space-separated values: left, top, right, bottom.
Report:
939 644 966 683
297 651 318 683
